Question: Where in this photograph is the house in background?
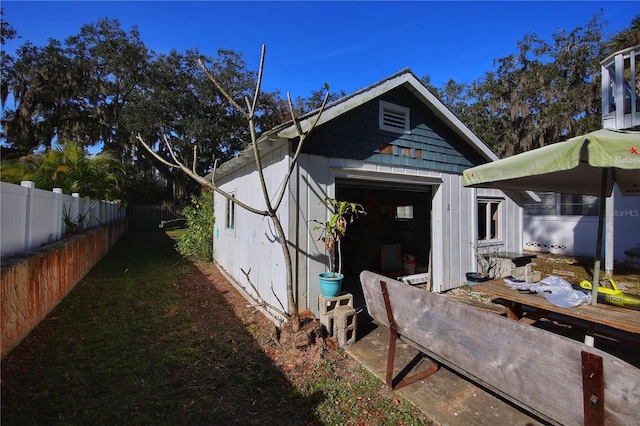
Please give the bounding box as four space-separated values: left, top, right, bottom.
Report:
212 69 529 318
523 45 640 271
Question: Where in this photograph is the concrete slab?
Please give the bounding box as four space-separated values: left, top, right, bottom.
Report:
346 322 546 426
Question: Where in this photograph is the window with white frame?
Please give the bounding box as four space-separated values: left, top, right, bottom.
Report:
225 193 236 231
477 198 502 241
523 192 599 216
379 100 410 134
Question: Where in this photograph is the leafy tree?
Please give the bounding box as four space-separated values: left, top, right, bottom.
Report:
1 17 289 203
124 47 291 201
0 140 125 200
426 13 637 158
467 14 606 156
125 49 254 180
61 18 151 154
173 189 215 260
1 9 18 109
1 18 151 155
122 163 172 205
605 16 640 53
0 9 16 45
2 40 73 151
291 86 346 116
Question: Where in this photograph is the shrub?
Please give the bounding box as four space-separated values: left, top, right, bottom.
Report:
176 190 215 260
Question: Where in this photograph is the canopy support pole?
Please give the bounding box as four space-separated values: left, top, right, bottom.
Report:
591 169 609 306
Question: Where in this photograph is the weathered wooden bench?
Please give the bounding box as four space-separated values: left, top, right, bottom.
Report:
360 270 640 426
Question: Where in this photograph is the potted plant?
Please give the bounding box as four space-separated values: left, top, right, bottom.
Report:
312 197 366 297
466 240 501 286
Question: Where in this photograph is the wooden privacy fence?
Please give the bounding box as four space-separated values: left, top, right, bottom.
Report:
127 204 185 230
0 181 126 259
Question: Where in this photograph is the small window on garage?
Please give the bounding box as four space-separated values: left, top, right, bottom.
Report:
379 100 410 134
226 192 236 233
395 205 414 220
477 198 502 241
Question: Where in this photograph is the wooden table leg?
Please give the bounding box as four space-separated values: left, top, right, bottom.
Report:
503 300 523 320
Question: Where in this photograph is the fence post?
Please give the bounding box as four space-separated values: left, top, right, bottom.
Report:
83 196 92 228
53 188 63 240
20 181 35 252
95 199 101 225
97 200 103 226
71 193 80 231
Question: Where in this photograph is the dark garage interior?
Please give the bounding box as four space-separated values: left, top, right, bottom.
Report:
335 179 433 287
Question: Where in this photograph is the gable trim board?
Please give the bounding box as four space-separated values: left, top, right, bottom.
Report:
212 69 524 318
275 69 498 164
215 69 498 180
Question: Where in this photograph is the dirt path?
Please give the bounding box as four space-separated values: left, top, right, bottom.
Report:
166 259 435 424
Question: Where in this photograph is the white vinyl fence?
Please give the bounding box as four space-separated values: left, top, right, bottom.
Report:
1 181 126 258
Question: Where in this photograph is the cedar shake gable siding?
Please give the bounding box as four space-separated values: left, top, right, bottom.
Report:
300 86 485 173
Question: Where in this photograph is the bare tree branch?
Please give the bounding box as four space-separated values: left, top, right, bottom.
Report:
138 45 330 330
192 144 197 174
250 45 266 113
197 58 249 121
272 89 331 211
241 268 289 320
136 133 268 216
198 46 272 217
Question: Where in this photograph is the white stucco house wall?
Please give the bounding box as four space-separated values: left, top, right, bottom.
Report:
522 45 640 271
212 69 530 319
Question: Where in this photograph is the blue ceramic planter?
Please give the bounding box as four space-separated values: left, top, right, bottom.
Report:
466 272 490 286
319 272 344 297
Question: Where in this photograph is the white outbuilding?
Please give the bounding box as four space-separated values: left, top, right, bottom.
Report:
212 69 528 319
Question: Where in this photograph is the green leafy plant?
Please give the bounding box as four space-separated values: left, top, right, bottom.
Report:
312 197 366 276
62 203 92 234
175 190 215 260
1 141 125 201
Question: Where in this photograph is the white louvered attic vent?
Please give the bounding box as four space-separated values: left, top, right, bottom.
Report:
379 100 410 134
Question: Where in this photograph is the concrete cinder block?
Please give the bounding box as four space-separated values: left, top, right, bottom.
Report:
319 311 335 336
318 293 353 316
497 259 513 278
333 305 357 346
527 270 542 283
511 263 541 283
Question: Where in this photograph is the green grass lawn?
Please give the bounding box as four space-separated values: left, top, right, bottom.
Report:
1 230 431 425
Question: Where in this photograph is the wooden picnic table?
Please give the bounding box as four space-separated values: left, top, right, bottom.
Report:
473 278 640 345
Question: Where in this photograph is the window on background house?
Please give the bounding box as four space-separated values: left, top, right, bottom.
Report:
225 193 235 231
477 199 502 241
523 192 599 216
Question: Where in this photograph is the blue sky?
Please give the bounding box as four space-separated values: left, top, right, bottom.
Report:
2 1 639 99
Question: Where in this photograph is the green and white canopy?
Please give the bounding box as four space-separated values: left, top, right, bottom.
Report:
463 128 640 306
462 129 640 197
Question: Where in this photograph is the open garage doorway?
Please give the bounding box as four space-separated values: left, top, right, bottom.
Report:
335 178 433 301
